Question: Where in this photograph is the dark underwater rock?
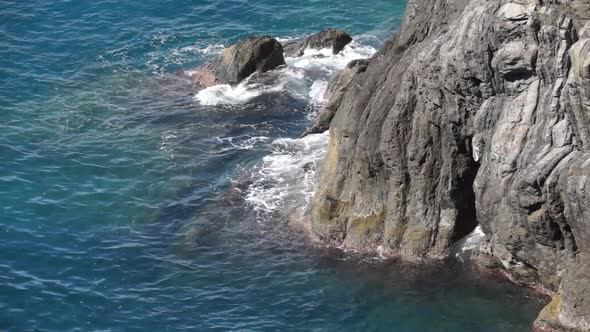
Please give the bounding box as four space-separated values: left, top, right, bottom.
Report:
192 36 286 87
307 0 590 330
284 29 353 57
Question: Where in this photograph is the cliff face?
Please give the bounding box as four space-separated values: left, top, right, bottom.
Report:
309 0 590 330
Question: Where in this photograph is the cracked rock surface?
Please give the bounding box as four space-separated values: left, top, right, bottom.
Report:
308 0 590 330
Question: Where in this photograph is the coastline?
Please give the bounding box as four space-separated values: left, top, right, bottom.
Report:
2 0 587 330
293 0 590 330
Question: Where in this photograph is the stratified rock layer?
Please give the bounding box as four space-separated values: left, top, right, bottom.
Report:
308 0 590 330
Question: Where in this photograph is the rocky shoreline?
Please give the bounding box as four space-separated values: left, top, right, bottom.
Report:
190 29 353 88
304 1 589 331
191 1 590 330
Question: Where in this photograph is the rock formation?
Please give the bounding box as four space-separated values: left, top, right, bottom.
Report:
190 30 355 87
307 0 590 330
284 28 353 57
191 36 286 87
302 59 370 137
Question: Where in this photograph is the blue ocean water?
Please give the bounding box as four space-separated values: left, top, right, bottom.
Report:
0 1 546 331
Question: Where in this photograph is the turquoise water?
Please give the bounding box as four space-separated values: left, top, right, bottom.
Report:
1 1 545 331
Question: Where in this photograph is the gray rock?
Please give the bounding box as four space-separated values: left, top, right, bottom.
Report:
192 36 286 87
324 59 370 101
308 0 590 330
284 29 353 57
302 59 370 137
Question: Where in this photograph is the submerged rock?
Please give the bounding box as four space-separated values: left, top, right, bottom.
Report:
307 0 590 330
284 29 353 57
192 36 286 87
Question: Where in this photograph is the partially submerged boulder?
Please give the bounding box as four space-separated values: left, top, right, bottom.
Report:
192 36 286 87
284 29 353 57
190 30 353 87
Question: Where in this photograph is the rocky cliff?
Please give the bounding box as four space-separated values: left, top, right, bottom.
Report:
308 0 590 330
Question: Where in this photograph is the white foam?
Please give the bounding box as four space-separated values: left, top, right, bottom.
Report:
309 80 328 104
285 41 377 74
276 36 300 44
245 131 329 214
181 43 225 56
455 226 486 262
195 39 377 106
461 226 485 251
214 136 271 152
195 77 284 106
195 66 313 106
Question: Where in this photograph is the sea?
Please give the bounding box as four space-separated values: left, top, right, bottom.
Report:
0 1 546 331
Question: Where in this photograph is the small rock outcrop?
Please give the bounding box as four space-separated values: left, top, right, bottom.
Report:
307 0 590 331
324 59 370 101
284 29 353 57
192 36 286 87
302 59 369 137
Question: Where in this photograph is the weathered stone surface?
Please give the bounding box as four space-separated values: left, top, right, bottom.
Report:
192 36 285 86
324 59 370 101
534 291 564 332
308 0 590 330
284 29 353 57
302 59 370 137
534 259 590 332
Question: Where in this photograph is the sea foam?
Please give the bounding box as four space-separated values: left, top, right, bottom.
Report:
455 226 486 262
195 78 285 106
194 38 377 106
285 41 376 74
244 131 329 215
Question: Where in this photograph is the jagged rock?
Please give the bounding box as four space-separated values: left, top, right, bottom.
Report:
284 29 353 57
534 291 564 332
191 36 285 87
308 0 590 330
302 59 370 137
534 259 590 332
324 59 370 101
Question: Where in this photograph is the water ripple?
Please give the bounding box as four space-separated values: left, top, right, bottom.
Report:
0 0 546 331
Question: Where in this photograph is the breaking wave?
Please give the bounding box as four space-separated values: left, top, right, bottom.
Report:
455 226 486 262
244 131 329 216
285 40 376 74
193 38 377 106
308 80 329 104
195 78 285 106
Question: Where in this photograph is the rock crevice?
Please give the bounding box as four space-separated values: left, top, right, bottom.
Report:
308 1 590 330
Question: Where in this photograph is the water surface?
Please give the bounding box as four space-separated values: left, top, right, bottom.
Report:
1 1 545 331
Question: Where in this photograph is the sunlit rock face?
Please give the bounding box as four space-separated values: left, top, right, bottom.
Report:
308 0 590 330
191 36 286 87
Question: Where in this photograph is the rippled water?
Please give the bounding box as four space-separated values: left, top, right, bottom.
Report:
1 1 545 331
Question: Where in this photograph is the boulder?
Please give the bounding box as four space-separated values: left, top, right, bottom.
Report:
192 36 286 87
284 29 353 57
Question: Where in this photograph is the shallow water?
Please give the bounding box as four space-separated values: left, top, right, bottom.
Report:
1 1 546 331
